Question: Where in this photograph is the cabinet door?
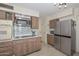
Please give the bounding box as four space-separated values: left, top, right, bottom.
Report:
13 44 22 56
61 37 71 55
13 40 29 56
0 47 13 56
47 34 51 44
22 39 28 55
5 12 14 20
35 37 42 50
0 10 14 20
47 34 55 45
27 38 34 53
0 10 5 19
31 16 39 29
13 40 23 56
49 20 54 28
27 37 41 53
0 41 13 56
49 19 59 29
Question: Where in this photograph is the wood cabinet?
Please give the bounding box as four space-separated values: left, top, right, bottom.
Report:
49 19 59 29
13 39 28 56
0 37 41 56
0 10 14 20
31 16 39 29
47 34 55 46
13 37 42 56
0 10 5 20
27 37 42 53
0 41 13 56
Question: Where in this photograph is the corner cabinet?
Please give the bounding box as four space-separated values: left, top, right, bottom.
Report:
31 16 39 29
0 10 14 20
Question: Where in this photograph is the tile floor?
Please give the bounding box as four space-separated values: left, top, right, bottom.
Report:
28 44 66 56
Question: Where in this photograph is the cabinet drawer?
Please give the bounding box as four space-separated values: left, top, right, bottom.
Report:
0 41 12 47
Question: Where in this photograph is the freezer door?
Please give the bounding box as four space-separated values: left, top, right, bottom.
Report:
54 36 61 50
60 20 71 36
60 37 71 55
54 21 61 34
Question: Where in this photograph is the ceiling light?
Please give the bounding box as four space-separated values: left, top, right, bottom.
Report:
64 5 67 7
54 3 67 8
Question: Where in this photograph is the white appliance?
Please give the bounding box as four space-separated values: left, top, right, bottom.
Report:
0 20 12 40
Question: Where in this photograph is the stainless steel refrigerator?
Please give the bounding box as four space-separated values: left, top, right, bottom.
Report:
54 19 76 55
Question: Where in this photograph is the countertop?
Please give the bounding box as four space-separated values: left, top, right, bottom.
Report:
12 35 41 40
0 35 41 42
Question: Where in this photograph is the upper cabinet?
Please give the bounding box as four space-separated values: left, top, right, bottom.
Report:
49 19 59 29
0 10 5 19
0 10 14 20
0 10 39 29
31 16 39 29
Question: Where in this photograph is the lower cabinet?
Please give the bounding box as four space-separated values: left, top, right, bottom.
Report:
13 37 42 56
27 37 42 53
13 39 28 56
0 37 42 56
0 41 13 56
47 34 55 46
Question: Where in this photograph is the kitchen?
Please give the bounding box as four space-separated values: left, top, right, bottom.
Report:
0 3 79 56
0 3 42 56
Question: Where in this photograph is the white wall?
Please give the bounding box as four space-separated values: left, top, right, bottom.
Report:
39 17 48 44
13 5 39 17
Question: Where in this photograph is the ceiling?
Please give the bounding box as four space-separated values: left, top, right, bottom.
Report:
8 3 79 17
